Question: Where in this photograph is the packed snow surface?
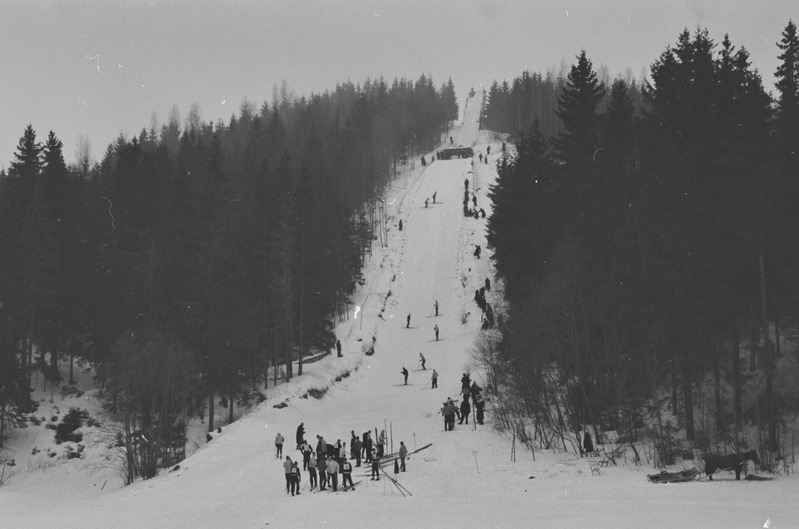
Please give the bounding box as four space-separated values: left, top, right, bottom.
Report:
1 93 797 529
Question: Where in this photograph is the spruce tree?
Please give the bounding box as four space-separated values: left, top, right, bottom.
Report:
552 50 606 169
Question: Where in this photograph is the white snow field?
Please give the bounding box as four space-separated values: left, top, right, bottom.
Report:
1 93 798 529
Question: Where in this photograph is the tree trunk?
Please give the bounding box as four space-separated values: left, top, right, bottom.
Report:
681 351 695 441
759 251 778 452
712 341 724 432
208 390 215 433
731 327 742 429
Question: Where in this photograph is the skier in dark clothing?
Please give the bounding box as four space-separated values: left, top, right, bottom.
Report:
420 353 426 370
290 461 302 496
296 423 305 450
474 245 481 259
406 313 411 328
434 299 439 316
461 373 471 391
431 369 438 388
479 153 483 163
402 367 409 385
433 324 439 341
399 219 403 231
336 339 342 357
584 431 594 455
341 459 354 489
459 398 471 424
432 191 437 203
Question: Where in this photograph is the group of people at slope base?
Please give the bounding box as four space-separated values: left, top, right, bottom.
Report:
275 423 409 494
440 373 486 431
463 177 486 220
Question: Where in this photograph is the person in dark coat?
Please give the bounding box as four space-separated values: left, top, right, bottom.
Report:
474 245 481 259
434 299 439 316
317 453 327 491
290 461 302 496
485 278 491 291
399 219 403 231
433 324 439 341
461 373 471 391
419 353 426 370
406 313 411 328
459 398 471 424
584 431 594 454
475 393 485 425
336 339 342 357
363 431 372 461
352 437 362 467
431 369 438 389
402 367 409 385
296 423 305 450
341 459 354 489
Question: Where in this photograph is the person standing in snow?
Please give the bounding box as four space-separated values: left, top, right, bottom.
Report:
336 339 342 357
424 198 429 208
419 353 426 370
461 373 471 391
300 440 312 470
326 457 340 491
352 437 362 467
485 278 491 291
431 369 438 389
459 398 471 424
421 155 426 166
296 423 305 450
315 435 326 459
475 394 485 425
432 191 437 203
283 456 294 494
341 458 354 489
308 450 318 489
363 432 373 462
370 449 381 480
317 453 328 491
406 313 411 328
290 461 302 496
399 219 403 231
479 153 483 163
379 430 386 458
401 367 409 385
399 441 408 472
339 442 348 467
474 244 481 259
434 299 439 316
275 432 284 459
583 431 594 455
433 324 439 341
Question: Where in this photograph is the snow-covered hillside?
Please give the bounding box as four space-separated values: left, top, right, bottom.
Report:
1 92 797 529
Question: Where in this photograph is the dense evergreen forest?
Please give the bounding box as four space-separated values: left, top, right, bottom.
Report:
484 23 799 467
0 74 457 478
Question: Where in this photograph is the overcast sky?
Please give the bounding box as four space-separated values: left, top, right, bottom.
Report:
1 0 795 169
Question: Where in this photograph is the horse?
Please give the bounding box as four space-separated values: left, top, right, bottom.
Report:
703 450 761 480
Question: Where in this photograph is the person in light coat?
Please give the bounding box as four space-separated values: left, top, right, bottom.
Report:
275 432 284 459
326 457 340 491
